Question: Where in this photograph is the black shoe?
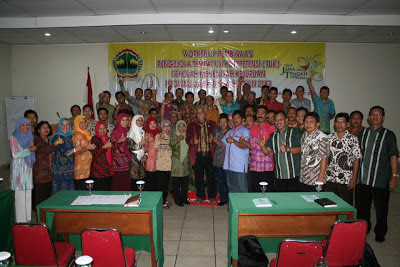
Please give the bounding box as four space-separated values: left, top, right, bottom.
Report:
183 201 190 205
375 236 385 243
175 202 184 207
218 201 226 206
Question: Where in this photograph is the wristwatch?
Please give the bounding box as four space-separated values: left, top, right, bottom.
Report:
392 174 399 177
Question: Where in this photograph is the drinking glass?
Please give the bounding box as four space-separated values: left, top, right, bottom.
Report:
0 251 11 266
75 255 93 267
315 181 324 197
314 256 328 267
85 180 94 195
136 180 145 197
259 182 268 197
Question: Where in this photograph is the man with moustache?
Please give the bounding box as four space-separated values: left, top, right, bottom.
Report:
247 105 276 192
296 107 308 134
126 88 156 120
256 85 269 105
221 110 250 193
287 107 298 127
236 77 251 105
326 113 361 205
356 106 398 243
299 112 330 191
172 88 186 111
186 105 217 204
260 111 302 192
348 111 365 136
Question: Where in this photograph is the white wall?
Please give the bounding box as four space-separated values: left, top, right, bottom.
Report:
0 44 13 166
3 42 400 165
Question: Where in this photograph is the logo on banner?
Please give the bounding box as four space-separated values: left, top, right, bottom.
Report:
112 49 143 81
281 54 325 81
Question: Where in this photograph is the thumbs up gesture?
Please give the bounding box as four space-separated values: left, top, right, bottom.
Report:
193 135 199 145
226 134 234 144
118 133 126 143
257 136 266 147
280 141 289 153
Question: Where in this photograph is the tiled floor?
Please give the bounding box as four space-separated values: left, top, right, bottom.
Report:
1 164 400 266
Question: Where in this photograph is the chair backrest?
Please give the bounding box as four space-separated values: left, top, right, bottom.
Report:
12 223 59 266
81 228 128 267
324 220 367 266
275 239 324 267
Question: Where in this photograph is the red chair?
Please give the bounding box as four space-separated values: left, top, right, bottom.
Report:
323 220 367 267
12 223 75 266
81 228 135 267
269 239 324 267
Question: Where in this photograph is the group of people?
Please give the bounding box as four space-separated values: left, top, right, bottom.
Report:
10 76 398 244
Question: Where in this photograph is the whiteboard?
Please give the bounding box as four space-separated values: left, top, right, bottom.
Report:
6 96 35 139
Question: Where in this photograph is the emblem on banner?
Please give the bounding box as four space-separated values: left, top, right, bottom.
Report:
112 49 143 81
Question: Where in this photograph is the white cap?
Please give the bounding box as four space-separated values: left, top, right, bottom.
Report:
0 251 11 261
75 255 93 265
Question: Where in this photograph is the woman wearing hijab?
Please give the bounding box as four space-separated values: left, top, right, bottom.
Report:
73 115 95 190
169 120 191 206
90 121 113 191
155 120 172 208
111 113 131 191
143 116 160 191
127 115 146 187
10 117 37 222
33 121 63 208
50 118 75 193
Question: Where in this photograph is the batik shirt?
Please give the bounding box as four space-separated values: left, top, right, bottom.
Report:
249 122 276 172
300 129 330 185
312 95 335 133
326 130 362 184
358 126 399 188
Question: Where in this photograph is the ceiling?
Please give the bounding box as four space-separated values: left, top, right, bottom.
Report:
0 0 400 45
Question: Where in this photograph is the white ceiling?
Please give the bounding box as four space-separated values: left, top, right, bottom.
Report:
0 0 399 45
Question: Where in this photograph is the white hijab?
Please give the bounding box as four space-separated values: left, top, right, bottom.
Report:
127 115 145 160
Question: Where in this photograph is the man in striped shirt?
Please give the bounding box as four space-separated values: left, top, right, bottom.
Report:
356 106 398 243
260 111 302 192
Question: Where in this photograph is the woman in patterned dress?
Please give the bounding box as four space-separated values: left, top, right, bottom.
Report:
72 115 95 190
50 118 75 193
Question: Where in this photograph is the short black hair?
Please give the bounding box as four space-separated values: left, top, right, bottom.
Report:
24 109 38 118
288 107 297 113
232 110 243 118
70 105 81 113
245 114 256 121
244 104 255 112
165 92 173 98
369 106 385 116
185 92 194 98
34 121 52 137
261 85 269 90
267 110 276 115
176 88 184 93
118 109 134 116
97 107 108 115
220 86 228 93
297 107 308 114
269 87 278 93
207 95 214 101
83 104 93 111
335 112 350 122
149 107 159 114
275 110 287 119
305 111 320 123
256 105 268 113
350 110 364 120
115 91 124 98
320 86 330 93
198 89 206 96
226 91 234 97
144 88 152 94
219 113 229 121
282 88 292 96
135 88 143 93
296 85 305 91
102 90 111 97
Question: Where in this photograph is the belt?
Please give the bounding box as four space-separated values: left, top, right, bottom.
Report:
197 152 209 157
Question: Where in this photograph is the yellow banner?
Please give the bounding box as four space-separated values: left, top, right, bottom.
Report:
108 42 325 96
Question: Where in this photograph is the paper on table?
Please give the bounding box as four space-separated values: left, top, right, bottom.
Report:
301 194 319 202
70 195 130 205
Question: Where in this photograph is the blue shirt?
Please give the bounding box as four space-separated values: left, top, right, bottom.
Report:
220 102 240 115
312 95 335 133
222 125 250 173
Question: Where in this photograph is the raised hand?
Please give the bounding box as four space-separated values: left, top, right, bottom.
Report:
307 76 312 84
280 141 288 153
177 134 184 141
87 143 96 151
238 76 244 84
102 140 112 149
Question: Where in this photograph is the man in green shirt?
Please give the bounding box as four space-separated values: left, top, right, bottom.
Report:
356 106 399 243
260 111 302 192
